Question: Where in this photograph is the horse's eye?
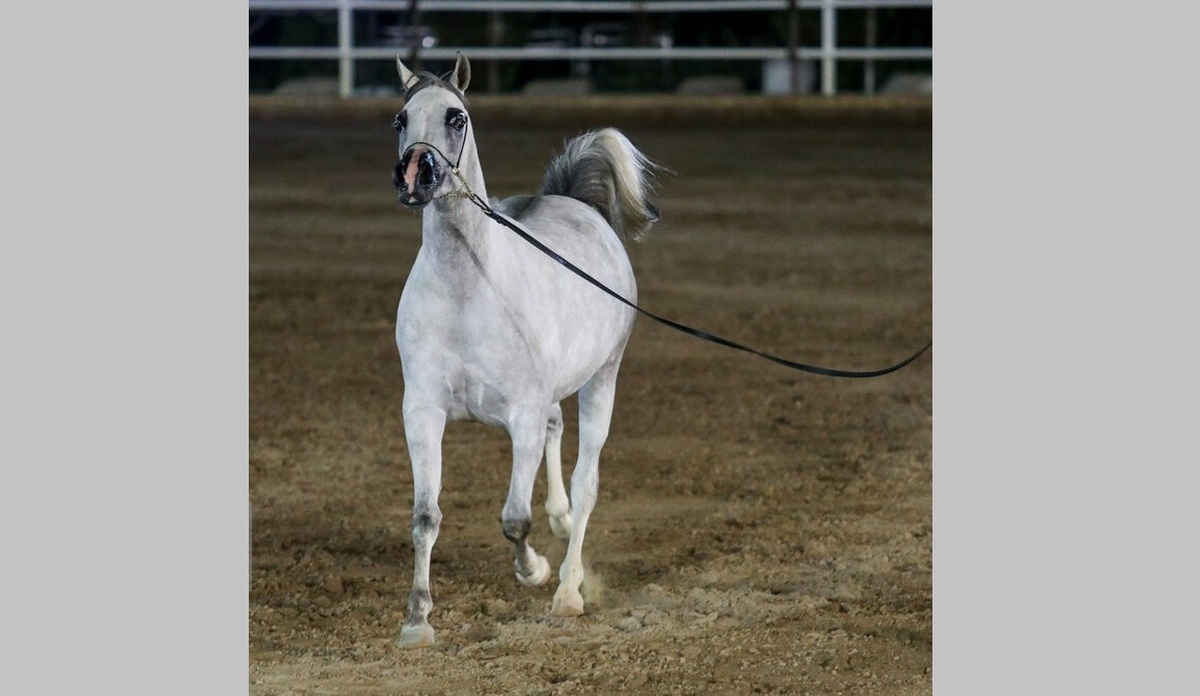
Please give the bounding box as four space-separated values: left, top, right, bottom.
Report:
447 110 467 132
393 112 407 132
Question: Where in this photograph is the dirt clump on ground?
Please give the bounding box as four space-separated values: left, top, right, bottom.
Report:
250 97 932 694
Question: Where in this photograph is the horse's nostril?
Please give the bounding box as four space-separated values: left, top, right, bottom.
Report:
417 151 439 187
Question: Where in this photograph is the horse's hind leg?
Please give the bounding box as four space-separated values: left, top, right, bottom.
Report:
552 364 619 617
397 406 446 648
502 411 553 587
544 402 572 539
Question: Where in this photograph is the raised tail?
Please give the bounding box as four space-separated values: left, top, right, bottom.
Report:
541 128 661 241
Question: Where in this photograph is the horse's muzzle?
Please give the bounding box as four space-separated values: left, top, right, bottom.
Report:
394 146 443 208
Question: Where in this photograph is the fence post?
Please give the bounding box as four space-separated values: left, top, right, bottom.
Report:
338 0 353 98
787 0 800 95
864 6 877 95
488 10 501 94
820 0 836 96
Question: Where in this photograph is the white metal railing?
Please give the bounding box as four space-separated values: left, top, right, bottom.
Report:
248 0 932 98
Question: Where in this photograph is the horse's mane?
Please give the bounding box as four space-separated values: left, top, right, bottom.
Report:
403 70 469 107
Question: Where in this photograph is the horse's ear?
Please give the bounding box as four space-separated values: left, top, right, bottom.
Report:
448 52 471 93
396 56 419 92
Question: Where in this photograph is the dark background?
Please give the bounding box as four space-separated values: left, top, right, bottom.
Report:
249 4 931 94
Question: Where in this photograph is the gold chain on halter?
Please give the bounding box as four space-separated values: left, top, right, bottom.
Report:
440 165 487 206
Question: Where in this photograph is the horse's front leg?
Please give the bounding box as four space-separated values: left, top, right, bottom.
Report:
503 412 552 587
397 405 446 648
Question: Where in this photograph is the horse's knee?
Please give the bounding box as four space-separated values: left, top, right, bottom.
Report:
501 516 531 544
412 507 442 542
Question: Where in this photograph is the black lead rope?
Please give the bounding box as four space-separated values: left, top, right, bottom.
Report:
407 135 931 379
454 176 931 379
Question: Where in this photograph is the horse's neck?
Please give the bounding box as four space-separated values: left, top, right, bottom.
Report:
420 155 492 270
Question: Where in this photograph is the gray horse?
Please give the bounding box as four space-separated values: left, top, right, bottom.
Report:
391 53 660 647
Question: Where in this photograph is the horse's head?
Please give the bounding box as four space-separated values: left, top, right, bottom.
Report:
392 53 473 209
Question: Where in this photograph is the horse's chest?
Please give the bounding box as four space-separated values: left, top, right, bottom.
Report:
396 287 541 423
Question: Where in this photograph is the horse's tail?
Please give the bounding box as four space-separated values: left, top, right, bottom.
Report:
541 128 661 242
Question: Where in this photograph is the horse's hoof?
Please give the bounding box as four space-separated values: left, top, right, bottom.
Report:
397 622 436 648
548 513 572 540
515 554 551 587
551 590 585 617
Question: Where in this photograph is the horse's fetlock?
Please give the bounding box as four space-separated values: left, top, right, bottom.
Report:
407 587 433 617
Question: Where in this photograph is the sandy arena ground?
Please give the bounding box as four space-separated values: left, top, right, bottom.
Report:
250 95 932 694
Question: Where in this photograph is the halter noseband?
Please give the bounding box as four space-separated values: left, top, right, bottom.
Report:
402 136 478 203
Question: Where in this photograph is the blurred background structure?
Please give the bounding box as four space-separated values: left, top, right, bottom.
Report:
249 0 931 98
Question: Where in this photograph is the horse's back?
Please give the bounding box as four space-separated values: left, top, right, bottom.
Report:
493 193 635 296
